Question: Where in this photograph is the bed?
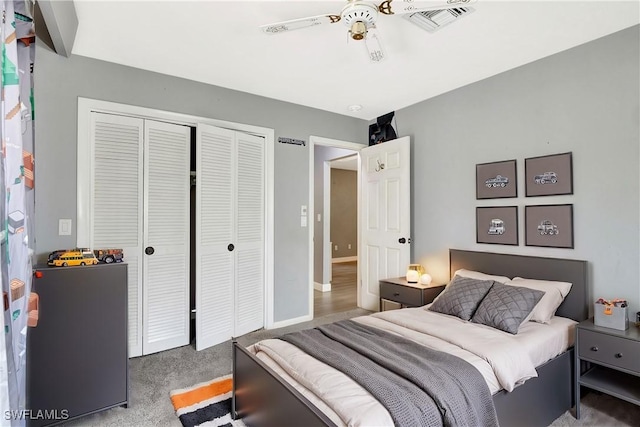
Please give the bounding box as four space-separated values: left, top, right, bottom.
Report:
232 249 588 427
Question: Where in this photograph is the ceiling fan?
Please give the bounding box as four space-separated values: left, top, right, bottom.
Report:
260 0 477 62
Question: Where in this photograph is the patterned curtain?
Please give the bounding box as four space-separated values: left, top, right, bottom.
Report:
0 0 35 423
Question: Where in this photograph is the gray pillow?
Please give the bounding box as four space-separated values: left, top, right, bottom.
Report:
428 276 495 321
471 282 544 334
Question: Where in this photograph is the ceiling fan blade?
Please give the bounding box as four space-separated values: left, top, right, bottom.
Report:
260 14 341 35
364 26 385 63
378 0 477 15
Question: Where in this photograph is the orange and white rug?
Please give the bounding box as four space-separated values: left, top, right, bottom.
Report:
170 374 245 427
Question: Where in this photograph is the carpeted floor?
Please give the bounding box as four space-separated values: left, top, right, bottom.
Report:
65 308 640 427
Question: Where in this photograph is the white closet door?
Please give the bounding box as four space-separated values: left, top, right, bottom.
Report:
234 132 265 337
195 124 235 351
89 112 144 357
142 120 190 355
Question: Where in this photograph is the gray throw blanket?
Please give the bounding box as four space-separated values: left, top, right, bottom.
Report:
279 320 498 427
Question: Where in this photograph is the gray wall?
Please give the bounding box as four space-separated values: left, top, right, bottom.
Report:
331 169 357 258
313 146 357 284
399 26 640 315
33 43 366 323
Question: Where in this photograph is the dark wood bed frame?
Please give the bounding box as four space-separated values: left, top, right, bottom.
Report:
233 249 588 427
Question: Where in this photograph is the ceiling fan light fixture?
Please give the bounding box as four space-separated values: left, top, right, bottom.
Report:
350 21 368 40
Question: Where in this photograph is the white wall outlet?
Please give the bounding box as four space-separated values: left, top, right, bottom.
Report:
301 216 307 227
348 244 351 249
317 213 321 222
334 245 338 251
58 219 72 236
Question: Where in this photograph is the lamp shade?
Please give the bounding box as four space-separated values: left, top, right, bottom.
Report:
406 269 420 283
406 264 425 283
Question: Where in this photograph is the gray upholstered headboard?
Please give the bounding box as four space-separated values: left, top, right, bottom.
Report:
449 249 588 322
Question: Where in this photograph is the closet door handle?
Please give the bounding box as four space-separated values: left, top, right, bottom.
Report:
228 244 235 252
145 247 155 255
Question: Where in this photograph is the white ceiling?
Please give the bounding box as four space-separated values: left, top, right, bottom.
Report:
71 1 639 120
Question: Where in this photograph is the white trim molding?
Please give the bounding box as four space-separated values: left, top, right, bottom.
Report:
270 314 313 330
332 256 358 263
314 282 332 292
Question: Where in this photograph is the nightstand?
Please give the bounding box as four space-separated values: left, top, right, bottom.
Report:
379 277 445 311
575 318 640 419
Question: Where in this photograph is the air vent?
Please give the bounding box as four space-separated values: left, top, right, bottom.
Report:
404 7 475 33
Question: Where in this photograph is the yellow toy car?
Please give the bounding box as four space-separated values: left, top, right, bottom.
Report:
47 248 99 267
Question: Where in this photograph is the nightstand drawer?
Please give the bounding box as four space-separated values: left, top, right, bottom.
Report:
579 329 640 373
380 282 423 306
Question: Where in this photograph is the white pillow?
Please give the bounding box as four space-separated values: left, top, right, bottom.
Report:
454 269 510 284
506 277 572 323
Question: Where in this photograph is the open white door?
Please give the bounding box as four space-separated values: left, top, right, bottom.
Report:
142 120 191 355
195 124 235 350
359 136 411 311
195 124 265 350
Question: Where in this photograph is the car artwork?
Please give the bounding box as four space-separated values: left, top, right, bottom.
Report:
537 220 559 235
488 219 505 235
485 175 509 188
534 171 558 184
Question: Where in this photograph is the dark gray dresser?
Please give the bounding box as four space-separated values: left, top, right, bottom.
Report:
27 263 128 427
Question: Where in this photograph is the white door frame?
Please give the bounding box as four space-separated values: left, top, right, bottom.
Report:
76 97 277 329
308 136 365 319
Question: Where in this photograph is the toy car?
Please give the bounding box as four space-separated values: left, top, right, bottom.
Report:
48 248 99 267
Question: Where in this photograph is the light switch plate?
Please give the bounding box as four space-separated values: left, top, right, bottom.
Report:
301 205 308 216
58 219 72 236
300 216 307 227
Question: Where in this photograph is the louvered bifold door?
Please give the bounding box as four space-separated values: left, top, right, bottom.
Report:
234 133 265 337
195 124 235 351
142 120 191 355
90 112 144 357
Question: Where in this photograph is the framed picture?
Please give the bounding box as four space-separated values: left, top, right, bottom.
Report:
476 159 517 199
525 152 573 197
525 204 574 248
476 206 519 245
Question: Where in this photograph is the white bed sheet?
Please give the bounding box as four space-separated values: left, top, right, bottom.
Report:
248 308 576 427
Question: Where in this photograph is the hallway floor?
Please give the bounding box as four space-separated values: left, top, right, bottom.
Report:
314 261 357 318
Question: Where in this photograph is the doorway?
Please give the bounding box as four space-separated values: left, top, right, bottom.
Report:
309 136 363 318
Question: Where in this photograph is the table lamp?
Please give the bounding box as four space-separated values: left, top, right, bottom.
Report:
406 264 424 283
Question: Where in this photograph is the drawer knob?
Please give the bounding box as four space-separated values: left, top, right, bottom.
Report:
393 292 400 297
590 346 598 352
615 353 623 359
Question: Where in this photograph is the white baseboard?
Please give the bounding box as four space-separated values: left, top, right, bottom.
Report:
314 282 331 292
268 314 313 329
332 256 358 263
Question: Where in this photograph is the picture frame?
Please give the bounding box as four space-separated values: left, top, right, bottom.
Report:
476 206 519 246
525 152 573 197
476 159 517 199
525 204 574 248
